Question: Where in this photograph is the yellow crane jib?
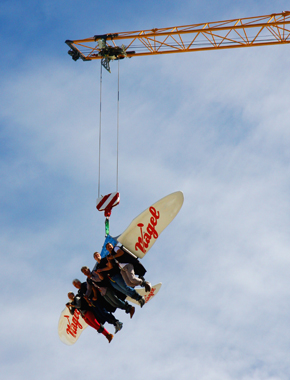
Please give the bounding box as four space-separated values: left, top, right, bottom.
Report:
65 11 290 70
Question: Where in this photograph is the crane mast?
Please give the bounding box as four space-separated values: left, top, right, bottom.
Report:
66 11 290 70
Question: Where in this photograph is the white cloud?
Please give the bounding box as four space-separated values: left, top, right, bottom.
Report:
1 3 290 379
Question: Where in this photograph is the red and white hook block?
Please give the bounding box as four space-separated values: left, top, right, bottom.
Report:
96 192 120 217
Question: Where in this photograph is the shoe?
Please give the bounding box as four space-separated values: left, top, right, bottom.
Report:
138 296 145 308
129 306 135 318
114 321 123 333
107 333 113 343
144 281 152 292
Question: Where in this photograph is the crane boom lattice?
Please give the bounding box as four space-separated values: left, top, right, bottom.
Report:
66 12 290 63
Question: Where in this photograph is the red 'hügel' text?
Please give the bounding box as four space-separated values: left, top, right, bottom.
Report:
144 287 156 303
135 207 160 254
64 309 83 338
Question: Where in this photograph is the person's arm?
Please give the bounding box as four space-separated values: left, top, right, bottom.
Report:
92 286 98 301
92 271 104 281
82 294 93 307
85 279 92 298
95 259 113 273
111 247 124 258
66 302 76 315
74 296 82 308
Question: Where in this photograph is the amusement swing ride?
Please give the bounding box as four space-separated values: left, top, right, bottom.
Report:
58 11 290 345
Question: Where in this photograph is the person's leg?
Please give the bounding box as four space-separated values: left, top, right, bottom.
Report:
121 264 143 287
84 311 113 342
94 302 122 331
110 274 145 307
91 303 106 324
104 288 132 314
111 274 141 300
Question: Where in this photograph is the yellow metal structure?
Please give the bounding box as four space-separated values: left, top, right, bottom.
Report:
66 11 290 63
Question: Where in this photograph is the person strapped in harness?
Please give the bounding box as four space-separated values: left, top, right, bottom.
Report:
105 243 152 292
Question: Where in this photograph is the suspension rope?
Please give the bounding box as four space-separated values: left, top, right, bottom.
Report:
98 63 103 199
116 60 120 192
97 60 120 200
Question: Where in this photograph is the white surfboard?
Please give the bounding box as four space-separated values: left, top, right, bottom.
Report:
126 282 162 305
58 306 88 345
117 191 184 258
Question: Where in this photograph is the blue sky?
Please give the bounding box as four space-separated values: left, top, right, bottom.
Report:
1 1 290 379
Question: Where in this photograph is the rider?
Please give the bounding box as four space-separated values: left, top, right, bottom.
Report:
93 251 146 307
66 290 113 343
106 242 151 291
80 266 135 319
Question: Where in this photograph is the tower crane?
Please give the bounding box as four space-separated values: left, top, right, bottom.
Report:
65 11 290 227
66 11 290 71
